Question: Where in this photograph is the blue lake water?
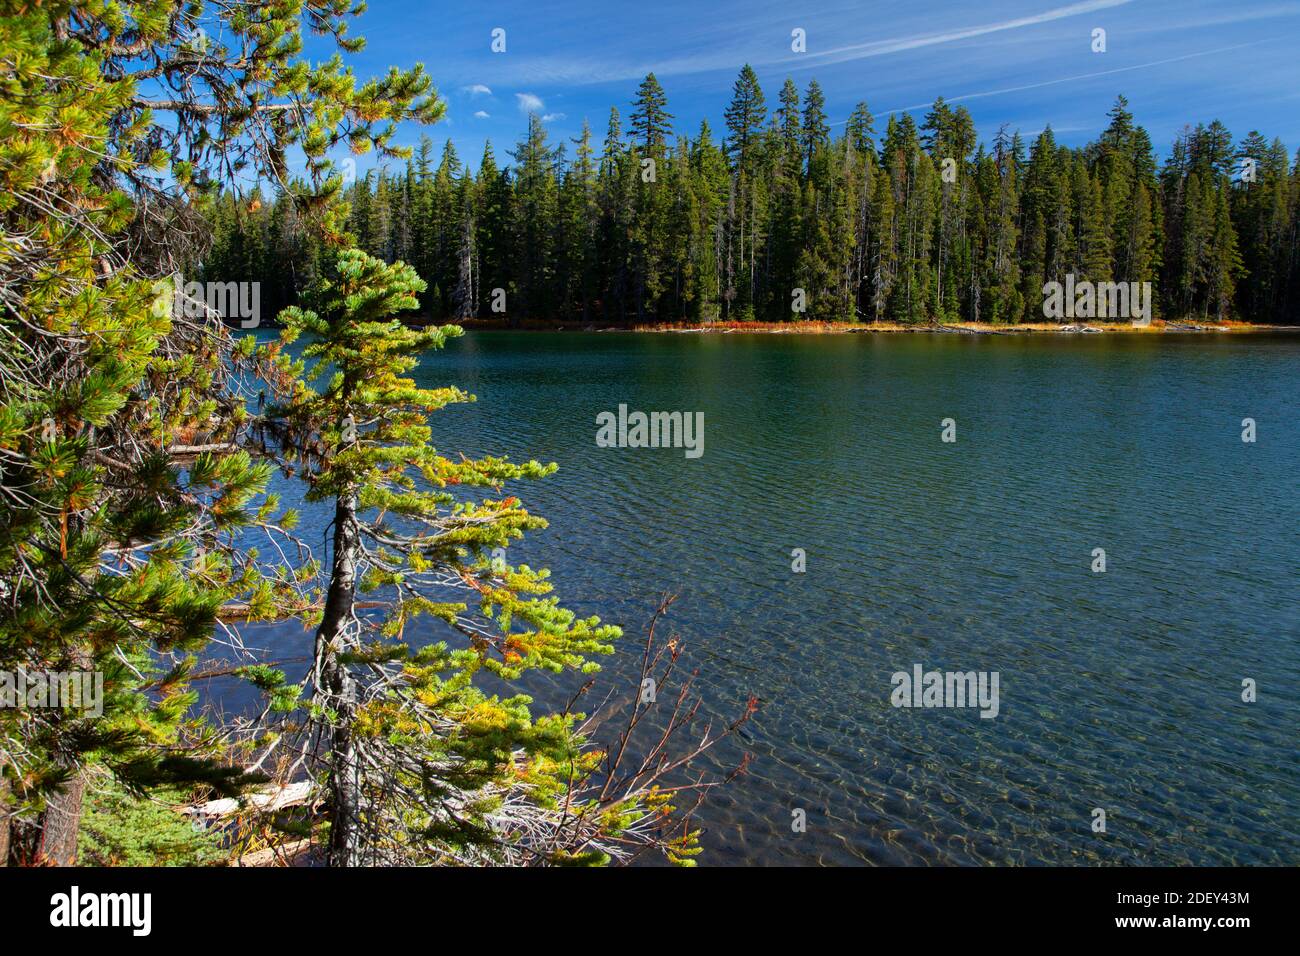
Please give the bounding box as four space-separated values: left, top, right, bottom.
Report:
242 330 1300 866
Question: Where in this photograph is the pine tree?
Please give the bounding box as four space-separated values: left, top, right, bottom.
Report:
723 66 768 318
510 114 560 325
800 79 829 169
365 171 394 262
1079 169 1113 284
0 1 333 863
629 73 674 155
777 79 802 171
599 107 634 321
846 101 877 158
1207 183 1245 320
206 77 1300 328
410 135 438 313
688 120 729 321
452 173 477 319
1233 133 1290 318
260 249 741 864
977 126 1022 323
559 121 601 320
869 162 898 321
6 0 761 869
476 142 513 318
724 65 767 170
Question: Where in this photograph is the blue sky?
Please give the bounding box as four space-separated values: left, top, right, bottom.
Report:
325 0 1300 173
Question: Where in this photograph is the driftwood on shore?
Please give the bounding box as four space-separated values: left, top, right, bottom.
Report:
928 322 1007 335
230 838 315 867
181 784 320 867
184 781 316 821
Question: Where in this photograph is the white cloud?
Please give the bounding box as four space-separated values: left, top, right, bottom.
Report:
474 0 1139 86
474 110 490 119
879 40 1271 114
462 84 492 96
789 0 1136 69
515 92 544 113
540 112 566 122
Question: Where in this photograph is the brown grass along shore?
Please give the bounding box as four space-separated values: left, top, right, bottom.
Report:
449 317 1292 334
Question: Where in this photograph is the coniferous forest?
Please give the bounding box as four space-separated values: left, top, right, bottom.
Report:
205 71 1300 326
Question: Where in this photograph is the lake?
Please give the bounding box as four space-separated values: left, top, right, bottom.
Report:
245 329 1300 866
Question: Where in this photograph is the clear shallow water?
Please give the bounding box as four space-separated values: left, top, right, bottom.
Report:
244 330 1299 866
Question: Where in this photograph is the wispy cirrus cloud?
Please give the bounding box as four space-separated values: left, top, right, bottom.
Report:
515 92 544 113
781 0 1135 70
877 38 1275 115
473 110 490 119
354 0 1299 167
1122 1 1300 35
466 0 1137 86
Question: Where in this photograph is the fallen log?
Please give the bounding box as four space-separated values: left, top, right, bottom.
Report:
184 781 315 820
230 838 315 867
1164 322 1230 332
931 322 1006 335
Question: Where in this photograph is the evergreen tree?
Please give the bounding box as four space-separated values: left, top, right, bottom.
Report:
688 120 730 321
201 76 1300 327
629 73 674 155
723 66 768 318
476 142 513 318
510 115 559 325
559 121 601 320
846 101 877 158
260 250 740 864
0 0 440 861
800 79 830 169
724 65 767 170
777 79 803 169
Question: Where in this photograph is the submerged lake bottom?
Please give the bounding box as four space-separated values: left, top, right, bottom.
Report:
242 330 1299 866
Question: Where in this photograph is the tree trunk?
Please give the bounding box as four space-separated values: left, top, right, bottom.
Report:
316 491 363 866
36 771 85 865
0 777 9 865
3 769 85 866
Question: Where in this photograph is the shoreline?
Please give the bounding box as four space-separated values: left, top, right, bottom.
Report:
448 319 1297 335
